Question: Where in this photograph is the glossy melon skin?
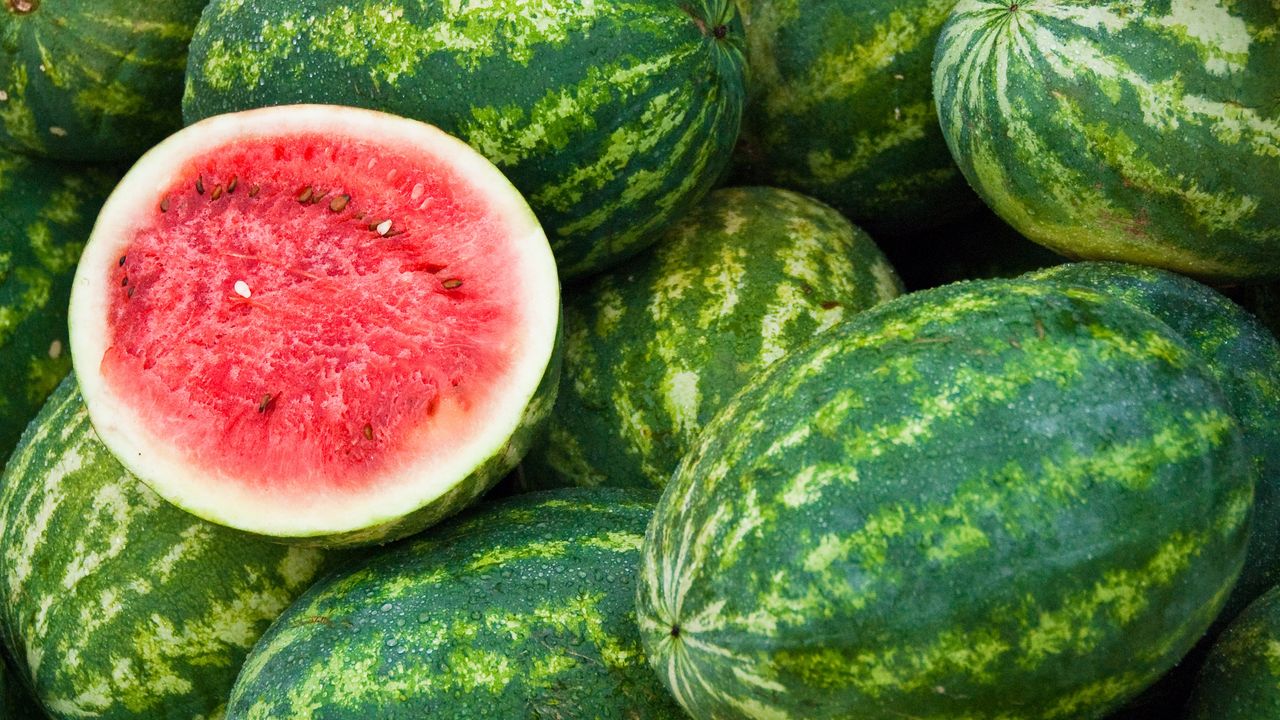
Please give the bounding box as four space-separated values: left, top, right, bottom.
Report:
933 0 1280 282
1032 262 1280 626
528 186 902 489
0 146 119 462
0 0 208 161
182 0 746 280
733 0 980 236
0 376 346 720
638 279 1250 720
228 488 681 720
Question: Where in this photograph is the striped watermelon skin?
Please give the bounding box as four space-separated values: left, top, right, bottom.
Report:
933 1 1280 282
1030 262 1280 625
227 488 681 720
637 279 1250 720
528 186 902 489
1186 585 1280 720
0 0 208 162
0 376 344 720
0 148 118 462
182 0 746 281
733 0 979 235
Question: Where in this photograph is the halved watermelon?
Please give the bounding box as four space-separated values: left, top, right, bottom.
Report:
69 104 561 546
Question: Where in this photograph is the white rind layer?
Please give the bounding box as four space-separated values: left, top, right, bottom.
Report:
69 104 559 541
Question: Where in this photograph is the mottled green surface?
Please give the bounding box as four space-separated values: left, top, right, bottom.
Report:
183 0 745 280
733 0 979 235
0 0 208 161
933 0 1280 282
638 279 1249 719
0 147 119 463
1187 585 1280 719
0 376 345 719
228 488 680 719
527 186 902 489
1031 262 1280 625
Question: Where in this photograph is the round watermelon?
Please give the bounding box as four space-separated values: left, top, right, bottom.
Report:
67 104 562 546
638 279 1249 719
182 0 747 280
933 0 1280 282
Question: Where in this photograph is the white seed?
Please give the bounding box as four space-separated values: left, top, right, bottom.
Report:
48 340 62 359
376 219 393 236
410 183 424 201
234 280 252 298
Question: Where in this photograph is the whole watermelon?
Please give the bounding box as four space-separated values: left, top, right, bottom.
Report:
933 0 1280 282
182 0 746 280
0 376 345 719
528 186 902 489
638 279 1250 719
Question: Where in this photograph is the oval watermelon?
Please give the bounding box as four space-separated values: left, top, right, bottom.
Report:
0 0 208 161
67 104 562 546
228 488 680 719
0 146 119 462
638 279 1249 719
933 0 1280 282
182 0 747 280
528 186 902 489
0 375 345 720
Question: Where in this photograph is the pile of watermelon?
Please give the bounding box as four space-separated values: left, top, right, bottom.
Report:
1 1 1278 718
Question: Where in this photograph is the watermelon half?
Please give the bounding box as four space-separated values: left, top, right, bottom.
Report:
68 104 561 546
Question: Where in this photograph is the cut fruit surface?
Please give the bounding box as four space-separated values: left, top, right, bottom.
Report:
70 105 560 545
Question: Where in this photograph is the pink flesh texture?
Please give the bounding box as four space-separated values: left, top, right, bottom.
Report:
101 135 524 496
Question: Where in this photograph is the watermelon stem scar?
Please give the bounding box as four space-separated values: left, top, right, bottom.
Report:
69 105 561 545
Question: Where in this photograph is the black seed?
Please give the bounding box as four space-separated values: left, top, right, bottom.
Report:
211 184 223 200
121 276 128 286
442 278 463 289
329 194 350 212
258 393 276 413
159 197 169 213
249 184 261 198
195 176 205 195
362 423 373 440
118 255 126 266
227 176 238 193
297 186 314 203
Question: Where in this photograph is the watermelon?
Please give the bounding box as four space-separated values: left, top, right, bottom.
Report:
66 104 562 546
0 0 209 162
527 186 902 489
227 488 680 719
932 0 1280 282
181 0 746 280
1030 262 1280 625
0 146 119 462
637 279 1249 719
732 0 980 235
1186 584 1280 720
0 375 345 720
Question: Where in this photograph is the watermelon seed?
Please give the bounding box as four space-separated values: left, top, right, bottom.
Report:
127 287 135 298
211 184 224 201
363 423 374 441
47 339 62 359
376 219 393 236
234 280 252 298
258 393 276 413
442 278 463 289
297 186 314 203
329 194 351 212
227 176 238 193
195 176 205 195
121 276 128 287
159 197 169 213
118 255 126 266
249 184 261 198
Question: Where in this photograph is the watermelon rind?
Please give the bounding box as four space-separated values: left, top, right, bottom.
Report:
0 375 344 720
227 488 681 719
67 104 562 545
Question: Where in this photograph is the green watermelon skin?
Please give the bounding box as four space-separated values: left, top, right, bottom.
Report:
1030 262 1280 625
0 0 209 162
932 1 1280 282
733 0 979 235
528 186 902 489
228 488 681 720
182 0 746 281
0 376 345 720
1186 585 1280 720
0 148 118 462
638 279 1249 720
